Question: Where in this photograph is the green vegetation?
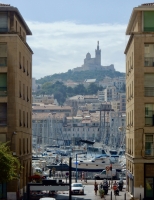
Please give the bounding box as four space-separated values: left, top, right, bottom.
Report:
36 69 125 84
35 70 125 105
0 142 20 183
36 81 104 105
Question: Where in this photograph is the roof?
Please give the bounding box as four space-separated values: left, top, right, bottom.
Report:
0 4 32 35
32 105 72 110
126 3 154 35
84 79 96 83
32 112 65 120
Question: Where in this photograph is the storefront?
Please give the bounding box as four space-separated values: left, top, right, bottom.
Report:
144 164 154 199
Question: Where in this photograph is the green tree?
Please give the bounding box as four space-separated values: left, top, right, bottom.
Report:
54 91 65 105
0 142 20 183
74 84 86 95
87 83 99 94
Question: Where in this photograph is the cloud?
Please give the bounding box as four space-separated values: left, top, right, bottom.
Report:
26 21 127 79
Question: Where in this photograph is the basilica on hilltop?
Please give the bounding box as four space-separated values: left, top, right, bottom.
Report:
73 41 115 72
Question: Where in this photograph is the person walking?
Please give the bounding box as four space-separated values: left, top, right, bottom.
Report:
94 181 98 195
81 171 84 181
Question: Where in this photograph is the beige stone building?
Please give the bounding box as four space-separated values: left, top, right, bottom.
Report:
125 3 154 199
0 4 33 199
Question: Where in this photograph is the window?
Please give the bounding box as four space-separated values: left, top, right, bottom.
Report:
144 44 154 66
23 138 25 154
23 84 25 100
145 135 154 156
19 109 22 126
27 112 28 128
145 104 154 126
144 11 154 32
0 43 7 67
0 12 8 32
16 21 17 32
0 103 7 126
27 61 29 76
144 74 154 96
0 73 7 96
23 56 25 72
23 111 25 127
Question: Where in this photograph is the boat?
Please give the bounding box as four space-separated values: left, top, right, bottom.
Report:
71 156 122 172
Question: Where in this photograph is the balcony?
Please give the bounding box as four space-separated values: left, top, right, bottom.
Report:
144 57 154 67
0 118 7 126
145 87 154 97
0 87 7 96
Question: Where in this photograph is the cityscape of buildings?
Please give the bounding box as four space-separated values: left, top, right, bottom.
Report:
1 2 154 200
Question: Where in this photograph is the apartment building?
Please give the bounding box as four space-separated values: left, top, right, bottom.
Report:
0 4 33 198
125 3 154 199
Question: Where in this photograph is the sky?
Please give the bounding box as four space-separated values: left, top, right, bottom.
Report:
2 0 154 79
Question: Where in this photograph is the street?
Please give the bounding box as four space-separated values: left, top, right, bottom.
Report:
54 182 131 200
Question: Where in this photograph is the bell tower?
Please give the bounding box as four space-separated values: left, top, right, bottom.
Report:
95 41 101 65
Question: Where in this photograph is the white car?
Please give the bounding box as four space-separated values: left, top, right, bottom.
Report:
71 183 85 195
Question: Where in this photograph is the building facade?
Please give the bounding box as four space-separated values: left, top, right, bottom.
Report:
0 4 33 198
125 3 154 199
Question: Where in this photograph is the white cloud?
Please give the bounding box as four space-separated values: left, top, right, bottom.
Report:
27 21 127 79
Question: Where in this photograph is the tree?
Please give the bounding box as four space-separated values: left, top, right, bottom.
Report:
0 142 20 183
74 84 86 95
54 91 65 105
87 83 99 94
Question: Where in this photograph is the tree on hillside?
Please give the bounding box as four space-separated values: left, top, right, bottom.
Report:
54 91 65 105
74 84 87 95
0 142 20 183
87 83 99 94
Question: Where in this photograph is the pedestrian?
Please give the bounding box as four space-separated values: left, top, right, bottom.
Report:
81 171 84 181
94 181 98 195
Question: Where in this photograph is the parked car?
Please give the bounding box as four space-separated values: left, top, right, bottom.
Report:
94 169 117 180
71 183 85 195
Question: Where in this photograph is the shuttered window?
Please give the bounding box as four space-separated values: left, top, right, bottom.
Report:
144 11 154 32
144 74 154 96
144 74 154 87
0 12 8 32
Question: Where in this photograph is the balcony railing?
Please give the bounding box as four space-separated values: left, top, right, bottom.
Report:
0 118 7 126
145 57 154 67
145 87 154 97
0 87 7 96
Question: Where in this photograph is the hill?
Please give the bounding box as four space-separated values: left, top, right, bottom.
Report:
36 69 125 84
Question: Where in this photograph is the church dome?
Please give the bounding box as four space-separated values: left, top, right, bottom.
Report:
86 52 91 59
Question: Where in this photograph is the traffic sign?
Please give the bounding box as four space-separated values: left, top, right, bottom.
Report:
106 166 110 171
